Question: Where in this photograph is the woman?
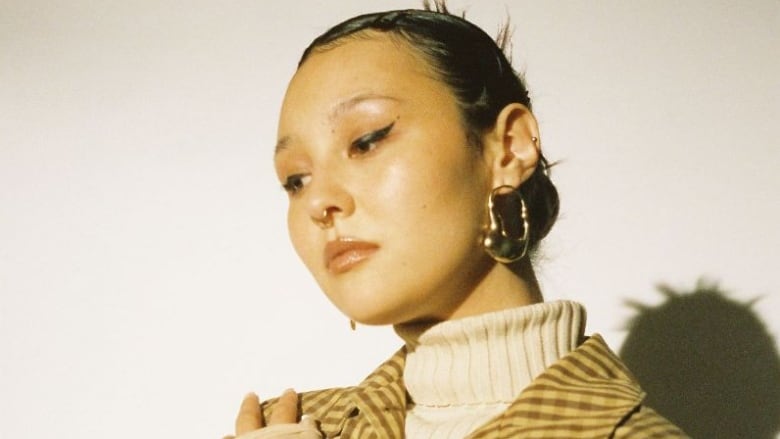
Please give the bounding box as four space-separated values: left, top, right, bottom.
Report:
226 2 687 438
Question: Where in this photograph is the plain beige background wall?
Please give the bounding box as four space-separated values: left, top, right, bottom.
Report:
1 1 778 437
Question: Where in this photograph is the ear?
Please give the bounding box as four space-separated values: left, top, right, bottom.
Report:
482 103 540 189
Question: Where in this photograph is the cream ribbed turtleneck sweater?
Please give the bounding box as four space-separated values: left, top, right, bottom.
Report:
394 301 587 439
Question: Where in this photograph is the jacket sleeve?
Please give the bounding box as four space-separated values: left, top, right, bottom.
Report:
613 404 690 438
233 422 322 439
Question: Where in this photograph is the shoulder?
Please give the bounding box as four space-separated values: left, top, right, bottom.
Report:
573 335 688 437
566 335 689 437
471 334 689 438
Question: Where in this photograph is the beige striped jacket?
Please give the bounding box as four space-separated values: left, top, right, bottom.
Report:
260 334 688 438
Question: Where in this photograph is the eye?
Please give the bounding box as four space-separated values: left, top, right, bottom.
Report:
281 173 311 195
348 121 395 157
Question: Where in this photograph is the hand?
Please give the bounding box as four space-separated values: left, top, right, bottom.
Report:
223 389 299 439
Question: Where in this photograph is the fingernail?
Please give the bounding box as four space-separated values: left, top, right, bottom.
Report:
282 388 296 396
300 414 316 427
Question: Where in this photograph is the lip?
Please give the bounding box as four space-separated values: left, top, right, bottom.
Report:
324 238 379 274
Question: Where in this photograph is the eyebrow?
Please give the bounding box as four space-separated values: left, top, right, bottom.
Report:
328 93 400 122
274 93 400 155
275 136 290 154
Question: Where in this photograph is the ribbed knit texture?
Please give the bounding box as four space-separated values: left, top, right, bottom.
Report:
395 301 587 439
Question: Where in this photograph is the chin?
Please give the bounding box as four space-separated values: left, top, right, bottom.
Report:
330 289 413 327
340 300 400 326
317 260 432 326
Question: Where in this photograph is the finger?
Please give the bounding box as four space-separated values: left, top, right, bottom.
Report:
300 414 317 429
267 389 299 425
235 392 264 435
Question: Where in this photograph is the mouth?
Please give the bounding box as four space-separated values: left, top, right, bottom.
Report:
324 238 379 274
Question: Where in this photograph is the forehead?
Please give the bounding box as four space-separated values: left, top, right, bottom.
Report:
278 34 445 126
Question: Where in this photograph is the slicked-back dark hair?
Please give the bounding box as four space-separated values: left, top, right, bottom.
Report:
298 2 559 252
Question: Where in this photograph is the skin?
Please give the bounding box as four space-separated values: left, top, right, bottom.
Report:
230 32 543 435
223 391 298 438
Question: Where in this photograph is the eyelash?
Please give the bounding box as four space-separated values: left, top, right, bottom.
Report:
348 121 395 157
281 121 397 195
282 174 309 195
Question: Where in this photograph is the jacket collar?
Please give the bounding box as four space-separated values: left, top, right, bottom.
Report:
468 334 646 438
304 335 644 438
305 346 408 438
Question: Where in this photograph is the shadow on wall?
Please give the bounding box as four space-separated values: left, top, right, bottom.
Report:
619 281 780 439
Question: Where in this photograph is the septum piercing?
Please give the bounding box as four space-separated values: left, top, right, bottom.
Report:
317 209 333 229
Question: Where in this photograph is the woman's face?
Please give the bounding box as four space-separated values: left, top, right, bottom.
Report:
275 35 498 325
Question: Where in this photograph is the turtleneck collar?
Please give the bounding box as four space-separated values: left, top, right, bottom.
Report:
395 301 587 407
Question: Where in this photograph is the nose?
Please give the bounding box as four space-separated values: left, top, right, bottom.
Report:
306 175 355 229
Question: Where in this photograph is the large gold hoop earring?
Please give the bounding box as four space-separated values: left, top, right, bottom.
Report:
482 185 530 263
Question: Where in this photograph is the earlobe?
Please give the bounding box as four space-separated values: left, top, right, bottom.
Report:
485 103 540 189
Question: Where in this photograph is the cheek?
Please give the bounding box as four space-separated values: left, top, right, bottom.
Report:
386 144 482 197
370 156 485 241
366 162 433 232
287 205 317 268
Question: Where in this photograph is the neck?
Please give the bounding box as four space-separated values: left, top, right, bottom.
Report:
512 256 543 302
396 257 542 330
